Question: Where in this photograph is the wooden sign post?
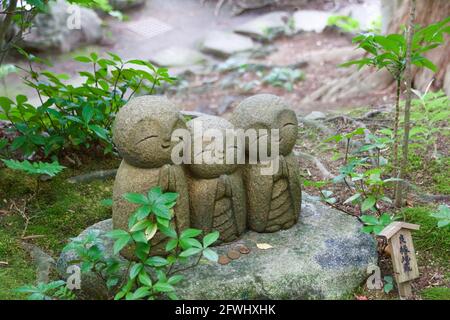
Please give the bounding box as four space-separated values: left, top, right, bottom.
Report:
379 222 420 299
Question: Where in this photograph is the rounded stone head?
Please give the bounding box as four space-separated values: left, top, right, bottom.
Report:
231 94 298 157
186 115 238 179
113 96 186 168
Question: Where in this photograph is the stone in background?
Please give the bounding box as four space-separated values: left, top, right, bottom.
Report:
21 0 103 53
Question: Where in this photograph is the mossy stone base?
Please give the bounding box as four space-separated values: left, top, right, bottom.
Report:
57 194 377 300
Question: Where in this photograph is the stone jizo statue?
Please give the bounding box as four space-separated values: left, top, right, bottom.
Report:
112 94 301 258
186 116 246 243
112 96 190 258
231 94 301 233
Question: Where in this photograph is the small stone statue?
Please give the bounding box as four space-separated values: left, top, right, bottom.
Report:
186 116 247 243
112 96 190 258
231 94 301 233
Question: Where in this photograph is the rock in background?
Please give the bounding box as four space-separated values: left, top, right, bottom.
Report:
57 193 377 300
21 0 103 53
109 0 146 11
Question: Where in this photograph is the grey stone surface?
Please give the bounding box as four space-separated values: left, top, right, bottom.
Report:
201 31 254 58
21 242 55 284
22 0 103 53
57 194 377 300
234 11 289 38
293 10 331 33
109 0 146 11
149 46 206 67
304 111 326 121
231 0 277 15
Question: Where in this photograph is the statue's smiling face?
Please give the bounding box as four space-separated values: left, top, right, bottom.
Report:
186 116 238 179
276 109 298 156
125 115 186 168
248 109 298 158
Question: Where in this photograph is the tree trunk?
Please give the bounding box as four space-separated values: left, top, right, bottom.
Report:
382 0 450 95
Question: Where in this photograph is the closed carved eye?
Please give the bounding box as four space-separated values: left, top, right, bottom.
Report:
282 123 296 128
135 135 158 145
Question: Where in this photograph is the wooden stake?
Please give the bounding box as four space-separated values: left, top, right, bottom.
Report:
398 282 412 299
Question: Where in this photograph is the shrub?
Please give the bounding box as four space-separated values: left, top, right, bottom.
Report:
0 51 174 159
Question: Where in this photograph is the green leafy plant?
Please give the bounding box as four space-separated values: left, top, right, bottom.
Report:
327 15 360 33
323 128 399 214
2 159 65 177
63 187 219 300
405 90 450 157
14 280 75 300
341 17 450 203
2 159 65 196
360 213 395 235
430 205 450 228
0 51 174 158
383 275 394 294
262 67 304 91
62 229 123 290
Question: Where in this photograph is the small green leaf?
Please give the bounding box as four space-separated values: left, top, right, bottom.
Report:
203 231 220 248
74 56 92 63
113 235 131 255
106 229 129 239
344 193 361 204
202 248 219 262
134 205 152 220
167 275 183 285
361 196 377 212
361 225 374 234
130 219 151 232
180 228 202 239
129 263 143 279
123 193 148 205
131 231 147 243
165 239 178 252
138 272 153 287
153 282 175 293
145 256 169 267
179 247 202 258
360 214 379 225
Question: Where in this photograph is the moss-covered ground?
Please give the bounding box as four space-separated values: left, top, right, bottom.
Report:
0 157 119 299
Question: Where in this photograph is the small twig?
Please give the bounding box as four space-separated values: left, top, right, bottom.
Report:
21 235 45 240
170 254 203 275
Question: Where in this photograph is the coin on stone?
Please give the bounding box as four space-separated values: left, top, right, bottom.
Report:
238 245 250 254
218 255 230 265
227 250 240 260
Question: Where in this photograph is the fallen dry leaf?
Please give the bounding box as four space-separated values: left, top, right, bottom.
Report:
256 243 273 250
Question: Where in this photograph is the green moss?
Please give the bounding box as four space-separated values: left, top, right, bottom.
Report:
421 287 450 300
0 232 36 299
402 206 450 264
0 158 118 298
431 157 450 194
407 154 449 195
